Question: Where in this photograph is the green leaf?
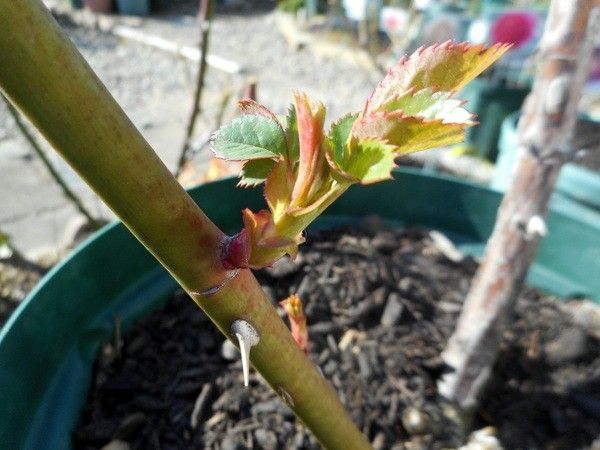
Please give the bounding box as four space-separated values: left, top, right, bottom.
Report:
346 140 396 184
239 99 282 126
290 92 327 208
365 42 510 113
351 112 467 154
284 104 299 163
265 159 292 221
238 159 276 187
327 113 358 166
212 115 286 161
383 88 473 123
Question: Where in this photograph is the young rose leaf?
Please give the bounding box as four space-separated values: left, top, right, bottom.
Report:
239 99 282 126
383 88 472 123
285 104 300 163
264 159 292 221
352 112 468 154
365 41 510 113
353 88 475 154
212 115 286 161
345 139 396 184
327 113 358 166
290 92 327 207
238 159 276 187
239 208 303 268
280 294 309 354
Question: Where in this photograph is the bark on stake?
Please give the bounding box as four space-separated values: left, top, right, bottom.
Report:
439 1 600 410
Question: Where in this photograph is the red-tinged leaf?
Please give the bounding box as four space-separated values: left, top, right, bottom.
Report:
239 99 284 130
241 208 302 268
352 111 469 154
364 41 510 113
242 208 274 243
284 103 300 163
290 92 326 207
264 159 292 221
280 294 309 354
382 88 474 123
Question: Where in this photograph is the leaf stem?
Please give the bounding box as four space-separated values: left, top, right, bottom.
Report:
245 181 351 268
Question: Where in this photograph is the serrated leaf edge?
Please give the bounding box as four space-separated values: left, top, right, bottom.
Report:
364 40 511 114
210 114 287 162
353 109 477 135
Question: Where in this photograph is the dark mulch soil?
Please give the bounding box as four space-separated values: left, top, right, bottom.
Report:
74 223 600 450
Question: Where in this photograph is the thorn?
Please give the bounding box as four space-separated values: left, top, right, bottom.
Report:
230 320 260 387
235 332 251 387
526 215 547 239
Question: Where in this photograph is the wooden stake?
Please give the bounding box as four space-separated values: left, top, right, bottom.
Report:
439 1 600 410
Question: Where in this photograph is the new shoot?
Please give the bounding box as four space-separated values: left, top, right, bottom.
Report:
213 41 510 270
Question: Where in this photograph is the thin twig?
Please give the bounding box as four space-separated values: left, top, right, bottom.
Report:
190 383 213 429
175 0 214 177
242 76 257 101
213 87 233 131
1 93 100 228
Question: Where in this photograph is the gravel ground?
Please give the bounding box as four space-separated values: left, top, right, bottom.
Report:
119 7 378 121
3 7 377 153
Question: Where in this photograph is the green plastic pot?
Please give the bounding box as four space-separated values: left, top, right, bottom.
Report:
493 112 600 214
461 78 530 161
1 168 599 449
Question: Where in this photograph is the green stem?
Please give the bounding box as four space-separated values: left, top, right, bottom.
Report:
0 1 372 448
277 182 351 239
245 181 352 268
1 93 100 229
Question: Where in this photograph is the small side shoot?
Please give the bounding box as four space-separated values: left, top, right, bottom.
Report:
213 41 510 270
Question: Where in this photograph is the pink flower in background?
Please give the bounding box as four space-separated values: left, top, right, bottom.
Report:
491 12 537 49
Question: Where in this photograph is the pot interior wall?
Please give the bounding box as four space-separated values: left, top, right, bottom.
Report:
0 168 598 449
